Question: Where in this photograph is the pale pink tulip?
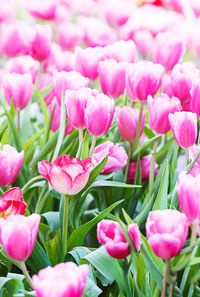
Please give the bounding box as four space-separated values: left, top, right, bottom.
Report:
57 22 84 51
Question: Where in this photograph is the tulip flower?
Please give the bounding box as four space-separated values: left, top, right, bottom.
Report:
148 93 182 134
27 0 57 20
146 209 188 259
101 0 132 26
189 145 200 167
105 40 138 63
92 141 128 174
98 59 126 98
54 70 89 105
38 155 93 196
57 22 84 51
75 46 105 81
190 79 200 117
116 106 145 142
3 73 33 110
177 171 200 223
97 220 141 259
85 94 115 137
133 30 154 58
0 145 24 187
32 262 89 297
169 111 197 149
126 61 164 101
0 188 27 218
39 73 55 106
0 214 40 261
153 32 185 70
29 24 52 62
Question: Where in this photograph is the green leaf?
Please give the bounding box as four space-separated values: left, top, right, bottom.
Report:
38 92 48 126
39 84 54 99
42 212 60 232
68 200 124 250
83 277 102 297
134 194 154 226
76 132 89 160
132 135 161 161
1 279 24 296
45 231 62 266
153 160 169 210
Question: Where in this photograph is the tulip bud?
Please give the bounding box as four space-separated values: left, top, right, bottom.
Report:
146 209 188 260
0 145 24 187
116 106 145 142
148 93 182 134
57 22 84 51
104 40 138 63
169 111 197 149
0 214 40 261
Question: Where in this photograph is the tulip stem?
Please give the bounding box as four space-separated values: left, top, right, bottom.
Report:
190 221 198 246
168 281 173 297
149 138 158 197
161 260 170 297
0 188 4 195
21 175 45 195
62 195 70 261
185 149 189 167
123 89 128 106
35 62 43 92
19 262 32 288
89 136 96 157
124 142 132 183
132 102 144 152
17 110 20 134
79 129 83 145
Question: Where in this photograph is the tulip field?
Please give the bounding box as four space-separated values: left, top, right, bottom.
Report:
1 0 200 296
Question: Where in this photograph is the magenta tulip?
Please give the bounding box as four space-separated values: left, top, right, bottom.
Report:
98 59 126 98
190 79 200 117
0 214 40 261
127 61 164 101
153 32 185 70
32 262 89 297
148 93 182 134
169 111 197 149
0 145 24 187
38 155 93 195
116 106 145 142
3 73 33 110
92 141 128 174
0 188 27 218
177 171 200 223
85 94 115 137
146 209 188 260
57 22 84 51
97 220 141 259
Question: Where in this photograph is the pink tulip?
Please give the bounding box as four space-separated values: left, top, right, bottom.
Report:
98 59 126 98
5 55 39 83
3 73 33 110
188 166 200 177
190 79 200 117
101 0 132 26
39 73 55 106
57 22 84 51
189 145 200 168
29 24 52 62
0 145 24 187
0 188 27 218
128 155 158 184
177 171 200 223
54 70 89 105
32 262 89 297
0 0 15 22
65 88 98 130
127 61 164 101
169 111 197 149
104 40 138 63
27 0 57 20
85 94 115 137
148 93 182 134
49 97 74 135
92 141 128 174
153 32 185 70
0 214 40 261
133 30 154 58
116 106 145 142
75 46 105 81
0 21 31 57
97 220 141 259
38 155 93 195
146 209 188 260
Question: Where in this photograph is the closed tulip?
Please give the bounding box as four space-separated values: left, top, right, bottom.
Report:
0 188 27 218
97 220 141 259
146 210 188 259
0 214 40 261
169 111 197 149
116 106 145 142
153 32 185 70
92 141 128 174
127 61 164 101
85 94 115 137
148 93 182 134
32 262 89 297
0 145 24 187
190 79 200 117
3 73 33 110
57 22 84 51
38 155 93 195
105 40 138 63
177 171 200 223
98 59 126 98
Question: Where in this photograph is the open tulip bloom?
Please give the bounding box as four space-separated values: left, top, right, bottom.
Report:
2 1 200 296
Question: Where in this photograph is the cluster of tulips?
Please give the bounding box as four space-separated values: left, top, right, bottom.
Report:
1 0 200 296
